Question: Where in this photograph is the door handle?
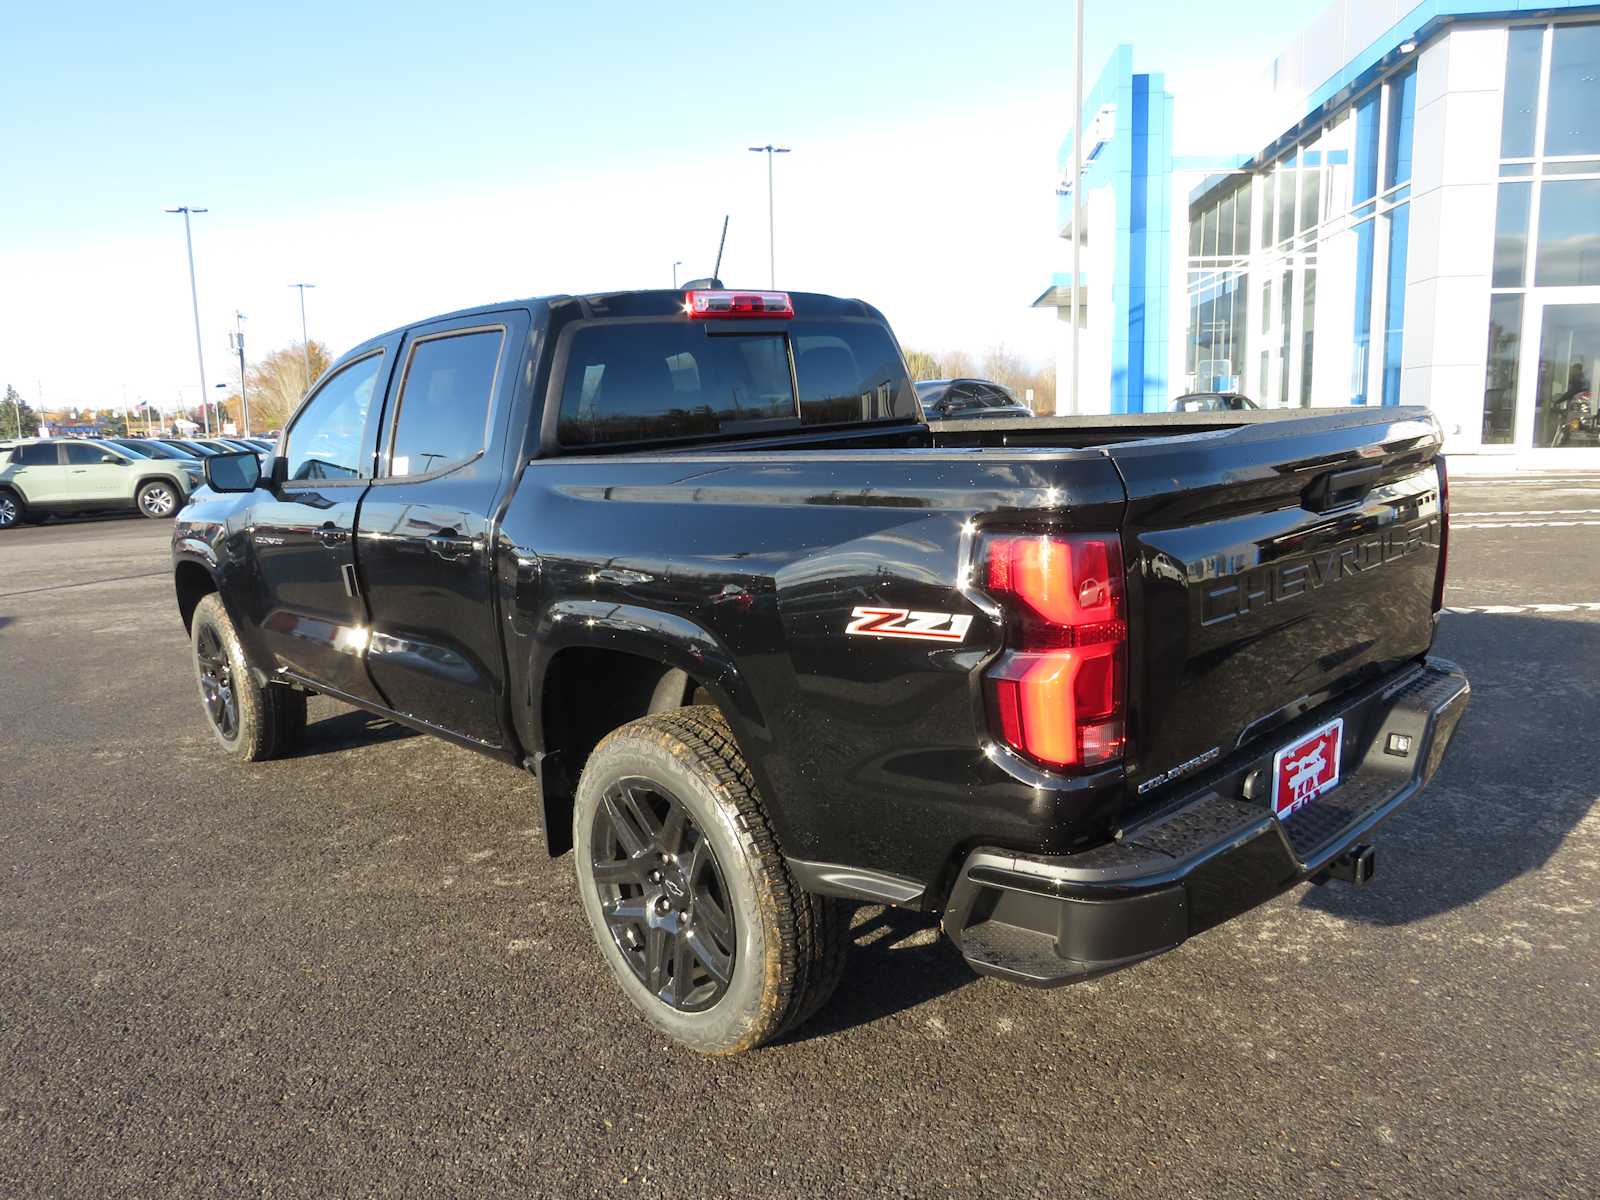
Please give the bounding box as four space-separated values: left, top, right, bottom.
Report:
426 530 476 561
315 523 349 548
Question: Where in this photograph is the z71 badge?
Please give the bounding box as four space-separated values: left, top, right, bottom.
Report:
845 607 973 642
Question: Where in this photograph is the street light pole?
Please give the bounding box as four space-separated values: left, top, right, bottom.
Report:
747 144 790 288
231 311 250 435
290 282 317 389
672 260 683 288
165 206 210 434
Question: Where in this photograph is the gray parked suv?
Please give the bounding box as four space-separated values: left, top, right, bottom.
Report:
0 438 202 528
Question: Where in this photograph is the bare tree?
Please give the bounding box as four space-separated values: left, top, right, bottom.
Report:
243 341 332 431
901 348 941 381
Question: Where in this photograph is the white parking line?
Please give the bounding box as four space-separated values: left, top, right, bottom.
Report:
1452 508 1600 517
1452 519 1600 529
1441 602 1600 614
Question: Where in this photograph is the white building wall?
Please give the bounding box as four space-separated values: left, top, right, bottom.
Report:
1052 183 1120 415
1400 26 1507 451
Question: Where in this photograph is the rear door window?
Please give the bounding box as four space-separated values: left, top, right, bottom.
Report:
12 443 58 467
386 328 504 477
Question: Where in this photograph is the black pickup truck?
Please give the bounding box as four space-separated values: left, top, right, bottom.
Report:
172 286 1468 1054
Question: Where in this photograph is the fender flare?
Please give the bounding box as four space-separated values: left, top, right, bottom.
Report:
526 599 775 854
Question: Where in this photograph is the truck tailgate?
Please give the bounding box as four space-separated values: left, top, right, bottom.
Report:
1104 407 1445 807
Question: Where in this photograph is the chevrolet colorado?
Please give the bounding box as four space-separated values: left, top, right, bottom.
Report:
172 286 1468 1054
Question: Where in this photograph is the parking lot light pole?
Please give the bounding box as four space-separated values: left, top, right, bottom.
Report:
165 207 210 435
673 260 683 288
747 144 790 288
290 283 316 390
230 311 249 435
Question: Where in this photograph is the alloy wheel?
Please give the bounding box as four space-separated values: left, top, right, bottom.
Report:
141 486 176 516
0 497 16 528
591 778 737 1012
195 623 238 739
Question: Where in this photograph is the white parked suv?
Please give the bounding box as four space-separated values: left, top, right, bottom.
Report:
0 438 203 528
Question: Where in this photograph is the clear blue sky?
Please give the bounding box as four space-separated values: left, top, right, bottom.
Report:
3 0 1322 408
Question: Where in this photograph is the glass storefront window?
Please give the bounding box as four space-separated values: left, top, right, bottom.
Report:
1351 218 1375 404
1233 185 1252 252
1279 267 1293 405
1385 69 1417 189
1301 270 1317 406
1545 24 1600 158
1482 295 1523 445
1276 165 1295 244
1299 161 1321 234
1382 205 1410 406
1493 180 1533 288
1533 303 1600 447
1353 91 1380 204
1501 26 1545 159
1535 178 1600 286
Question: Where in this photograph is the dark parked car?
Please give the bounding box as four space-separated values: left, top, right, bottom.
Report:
108 437 205 463
1173 391 1260 412
157 437 222 456
172 286 1466 1054
916 377 1034 420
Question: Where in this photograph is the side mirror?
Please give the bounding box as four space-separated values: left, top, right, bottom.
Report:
101 453 125 465
203 450 262 493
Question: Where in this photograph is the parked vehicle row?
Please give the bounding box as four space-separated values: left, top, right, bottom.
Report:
0 435 276 528
0 437 202 525
174 284 1465 1055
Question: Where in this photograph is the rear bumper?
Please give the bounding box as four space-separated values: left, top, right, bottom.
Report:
942 657 1470 987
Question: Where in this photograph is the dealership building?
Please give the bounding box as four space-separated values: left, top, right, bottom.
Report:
1036 0 1600 457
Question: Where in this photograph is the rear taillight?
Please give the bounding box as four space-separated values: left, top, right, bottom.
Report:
1432 456 1449 613
982 533 1127 769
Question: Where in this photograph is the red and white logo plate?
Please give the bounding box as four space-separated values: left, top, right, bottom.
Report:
845 606 973 642
1271 717 1344 819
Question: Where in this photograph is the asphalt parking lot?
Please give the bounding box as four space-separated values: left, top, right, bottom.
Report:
1 477 1596 1199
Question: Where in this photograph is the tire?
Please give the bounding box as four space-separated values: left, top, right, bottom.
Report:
190 593 307 761
572 706 848 1055
136 479 180 519
0 490 24 529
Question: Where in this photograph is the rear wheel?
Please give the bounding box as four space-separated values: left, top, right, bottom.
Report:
191 593 306 761
137 480 179 518
0 490 24 529
572 706 848 1054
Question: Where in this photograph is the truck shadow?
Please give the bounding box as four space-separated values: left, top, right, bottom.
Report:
292 709 420 758
1301 611 1598 927
783 905 975 1042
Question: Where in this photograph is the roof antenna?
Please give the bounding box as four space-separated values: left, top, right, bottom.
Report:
683 215 728 291
711 214 729 285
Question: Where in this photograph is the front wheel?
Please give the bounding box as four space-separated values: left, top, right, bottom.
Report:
572 707 848 1055
137 480 180 519
191 593 307 760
